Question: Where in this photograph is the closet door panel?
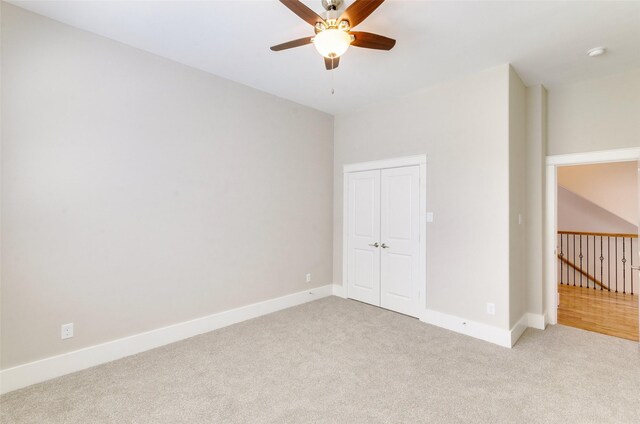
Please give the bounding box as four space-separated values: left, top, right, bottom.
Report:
380 166 420 317
347 170 381 306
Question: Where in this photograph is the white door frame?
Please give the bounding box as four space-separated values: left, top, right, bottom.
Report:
544 147 640 325
343 155 427 314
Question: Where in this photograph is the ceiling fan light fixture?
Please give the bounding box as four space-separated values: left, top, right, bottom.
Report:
313 28 351 58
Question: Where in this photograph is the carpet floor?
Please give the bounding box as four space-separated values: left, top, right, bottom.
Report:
1 296 639 423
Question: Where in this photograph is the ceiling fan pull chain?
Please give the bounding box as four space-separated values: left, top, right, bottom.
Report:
331 63 335 95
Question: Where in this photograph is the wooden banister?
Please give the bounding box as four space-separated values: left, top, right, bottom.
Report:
558 230 638 239
557 254 609 291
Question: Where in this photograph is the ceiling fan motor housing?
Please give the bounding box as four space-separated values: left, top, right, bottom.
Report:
321 0 344 11
317 9 347 33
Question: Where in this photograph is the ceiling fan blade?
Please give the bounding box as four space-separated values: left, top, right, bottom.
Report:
350 31 396 50
270 37 314 51
279 0 326 27
339 0 385 29
324 56 340 70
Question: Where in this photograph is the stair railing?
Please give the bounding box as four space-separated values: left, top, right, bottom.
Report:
557 231 637 295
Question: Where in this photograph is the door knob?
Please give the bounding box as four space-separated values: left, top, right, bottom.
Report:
381 243 390 249
369 242 379 248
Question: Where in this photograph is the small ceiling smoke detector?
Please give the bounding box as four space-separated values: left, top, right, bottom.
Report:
587 47 606 57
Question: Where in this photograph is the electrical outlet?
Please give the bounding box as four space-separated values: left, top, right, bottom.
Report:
306 273 312 283
486 303 496 315
61 323 74 340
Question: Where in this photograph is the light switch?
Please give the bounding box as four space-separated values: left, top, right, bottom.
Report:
426 212 434 223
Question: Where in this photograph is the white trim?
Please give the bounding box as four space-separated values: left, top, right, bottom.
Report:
544 147 640 327
420 311 537 349
526 312 546 330
418 160 427 311
545 164 558 325
546 147 640 166
342 155 428 316
332 283 347 299
341 172 349 300
421 309 513 348
0 285 334 395
510 314 529 347
343 155 427 173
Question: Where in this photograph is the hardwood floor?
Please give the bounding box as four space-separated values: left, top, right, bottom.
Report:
557 283 639 341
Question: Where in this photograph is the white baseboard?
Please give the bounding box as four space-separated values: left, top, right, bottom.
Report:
510 314 528 347
332 283 347 298
526 312 546 330
421 309 513 348
543 309 556 326
334 286 547 348
0 284 333 395
338 287 516 347
421 310 546 348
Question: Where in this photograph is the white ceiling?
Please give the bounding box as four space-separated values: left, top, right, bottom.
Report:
9 0 640 115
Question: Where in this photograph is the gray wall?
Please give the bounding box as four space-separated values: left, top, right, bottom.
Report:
1 3 333 369
547 68 640 155
524 86 547 316
333 65 513 329
508 67 527 328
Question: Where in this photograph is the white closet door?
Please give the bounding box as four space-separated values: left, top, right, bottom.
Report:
347 170 381 306
380 166 421 317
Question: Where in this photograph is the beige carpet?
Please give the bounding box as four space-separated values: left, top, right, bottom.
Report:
1 296 639 423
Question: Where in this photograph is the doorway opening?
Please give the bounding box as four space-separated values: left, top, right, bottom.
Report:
552 158 639 341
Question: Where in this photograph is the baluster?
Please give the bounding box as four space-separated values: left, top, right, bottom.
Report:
622 237 627 294
593 235 596 290
573 234 577 287
631 237 634 295
559 234 564 285
587 235 590 289
600 236 604 290
579 235 583 287
566 234 571 286
608 236 611 292
615 237 618 293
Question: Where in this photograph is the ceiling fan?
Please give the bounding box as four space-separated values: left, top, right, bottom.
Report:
270 0 396 70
